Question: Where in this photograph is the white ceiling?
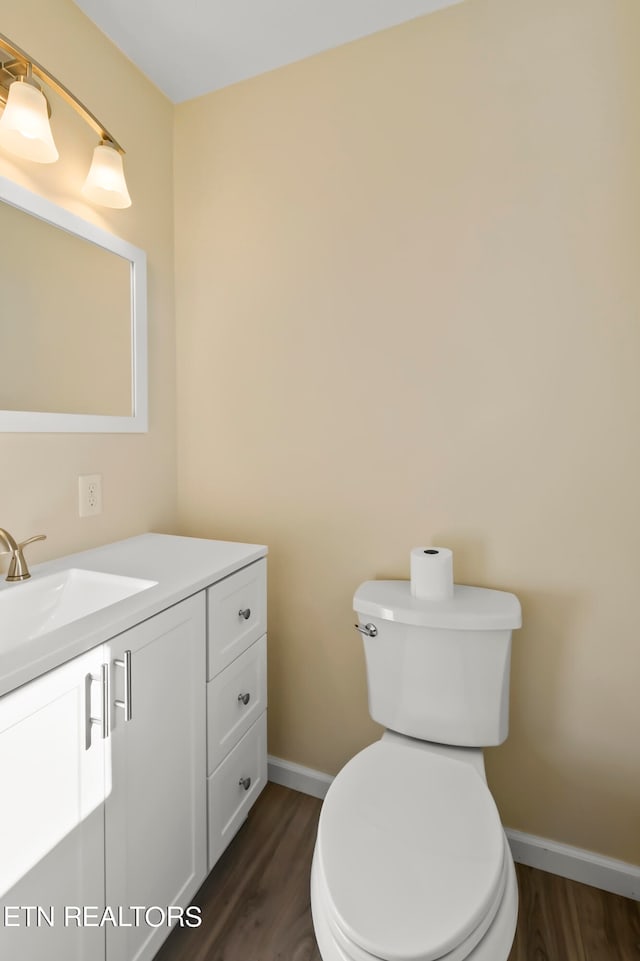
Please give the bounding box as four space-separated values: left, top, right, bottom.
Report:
72 0 462 103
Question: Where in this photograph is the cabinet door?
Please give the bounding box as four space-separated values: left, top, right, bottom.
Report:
105 594 206 961
0 646 107 961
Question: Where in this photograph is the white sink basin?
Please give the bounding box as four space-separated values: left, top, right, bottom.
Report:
0 568 157 645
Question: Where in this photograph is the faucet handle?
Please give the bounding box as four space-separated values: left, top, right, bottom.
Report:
18 534 47 549
5 534 47 581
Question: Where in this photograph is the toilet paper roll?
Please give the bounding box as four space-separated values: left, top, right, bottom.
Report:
410 547 454 600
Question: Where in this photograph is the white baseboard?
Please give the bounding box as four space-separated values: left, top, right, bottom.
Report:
268 754 333 799
505 828 639 900
267 755 640 901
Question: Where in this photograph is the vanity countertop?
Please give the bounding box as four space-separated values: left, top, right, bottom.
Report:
0 533 267 698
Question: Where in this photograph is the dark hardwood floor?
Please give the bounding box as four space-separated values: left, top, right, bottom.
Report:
154 783 640 961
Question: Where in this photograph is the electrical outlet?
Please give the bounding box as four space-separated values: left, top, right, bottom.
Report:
79 474 102 517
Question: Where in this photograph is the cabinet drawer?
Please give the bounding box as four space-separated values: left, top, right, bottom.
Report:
207 711 267 869
207 635 267 774
207 558 266 679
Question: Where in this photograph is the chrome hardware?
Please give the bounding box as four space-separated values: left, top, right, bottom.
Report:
238 608 251 620
101 663 110 738
84 672 94 750
354 622 378 638
114 650 132 722
0 528 47 581
100 664 110 739
84 663 109 749
239 776 251 791
238 692 251 706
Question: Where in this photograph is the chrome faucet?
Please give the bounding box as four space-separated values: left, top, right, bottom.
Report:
0 529 47 582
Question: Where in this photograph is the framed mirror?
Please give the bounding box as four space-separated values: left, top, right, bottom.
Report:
0 175 147 432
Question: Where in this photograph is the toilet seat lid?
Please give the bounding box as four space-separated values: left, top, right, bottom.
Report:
317 741 505 961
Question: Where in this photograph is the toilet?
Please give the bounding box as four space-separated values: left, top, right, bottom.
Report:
311 578 522 961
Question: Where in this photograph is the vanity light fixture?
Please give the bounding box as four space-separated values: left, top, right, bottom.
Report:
0 32 131 208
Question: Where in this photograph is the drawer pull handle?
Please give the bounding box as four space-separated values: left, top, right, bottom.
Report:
238 692 251 706
238 607 251 620
84 663 109 749
114 650 132 722
239 776 252 791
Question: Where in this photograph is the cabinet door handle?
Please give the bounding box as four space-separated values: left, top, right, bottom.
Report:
84 663 109 749
239 776 251 791
114 650 132 722
237 692 251 706
238 607 251 620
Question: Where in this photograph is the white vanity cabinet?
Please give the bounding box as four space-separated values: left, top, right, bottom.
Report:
0 536 267 961
0 594 206 961
206 558 268 868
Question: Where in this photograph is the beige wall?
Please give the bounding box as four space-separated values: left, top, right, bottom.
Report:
175 0 640 863
0 0 178 562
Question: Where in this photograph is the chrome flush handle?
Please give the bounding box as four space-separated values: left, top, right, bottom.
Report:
354 623 378 637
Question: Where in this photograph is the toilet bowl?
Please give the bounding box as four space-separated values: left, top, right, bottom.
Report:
312 847 518 961
310 576 522 961
311 734 518 961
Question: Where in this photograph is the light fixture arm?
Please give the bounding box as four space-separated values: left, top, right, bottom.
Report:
0 31 124 154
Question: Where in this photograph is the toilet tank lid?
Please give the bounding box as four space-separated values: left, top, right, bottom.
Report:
354 581 522 630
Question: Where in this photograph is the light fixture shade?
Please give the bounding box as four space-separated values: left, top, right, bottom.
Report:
0 80 59 163
82 142 131 209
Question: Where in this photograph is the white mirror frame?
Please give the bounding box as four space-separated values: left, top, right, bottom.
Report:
0 175 147 432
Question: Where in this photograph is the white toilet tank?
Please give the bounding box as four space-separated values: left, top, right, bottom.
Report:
354 580 522 747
